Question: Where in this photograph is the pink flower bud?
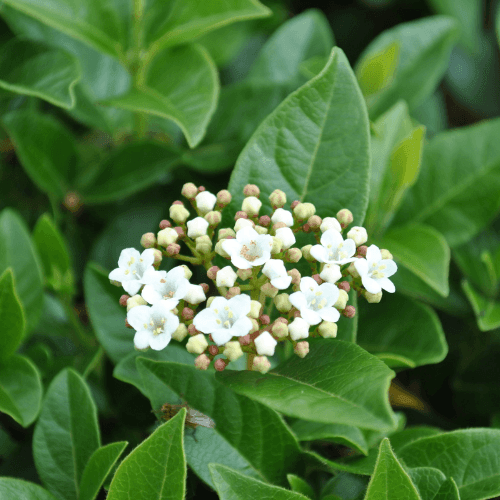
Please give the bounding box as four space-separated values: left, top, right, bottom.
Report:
214 358 228 371
200 283 209 294
172 200 183 206
357 245 368 257
119 294 130 307
207 266 220 280
259 314 270 325
205 211 222 227
302 224 311 233
307 215 322 230
235 211 248 220
336 208 353 228
188 324 199 336
343 305 356 318
253 356 271 374
243 184 260 197
182 307 194 321
285 248 302 263
272 222 287 232
338 281 351 292
261 282 279 298
226 287 241 299
174 226 185 239
287 268 301 285
269 189 286 209
312 274 323 285
198 186 206 192
294 341 309 358
239 334 251 346
194 354 211 370
291 200 300 209
140 232 156 248
208 345 219 356
152 249 162 266
159 219 171 229
167 243 180 256
259 215 271 227
181 182 198 200
216 189 232 208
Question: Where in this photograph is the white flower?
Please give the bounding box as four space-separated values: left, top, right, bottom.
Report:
242 196 262 216
289 277 340 325
289 317 310 340
127 302 179 351
109 248 155 295
222 227 273 269
255 331 277 356
234 218 254 232
320 217 341 233
275 227 296 250
184 284 206 304
347 226 368 247
193 294 252 345
262 260 292 289
187 217 209 238
320 264 342 284
271 208 293 227
216 266 237 287
354 245 397 294
310 229 357 265
196 191 217 214
141 266 189 307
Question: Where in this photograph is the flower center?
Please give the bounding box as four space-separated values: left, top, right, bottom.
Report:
369 263 385 280
240 242 259 262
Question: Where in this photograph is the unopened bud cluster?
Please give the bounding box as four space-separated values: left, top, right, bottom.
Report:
109 184 398 373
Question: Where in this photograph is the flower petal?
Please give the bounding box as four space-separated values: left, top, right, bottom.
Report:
310 245 328 263
141 285 163 305
354 258 369 276
122 279 142 295
301 308 322 325
127 305 151 331
231 316 253 337
382 259 398 277
168 266 187 281
134 330 150 350
318 283 339 306
271 276 292 290
109 268 127 282
141 248 156 267
228 294 251 316
193 309 219 333
320 229 343 248
366 245 382 264
342 239 357 258
319 307 340 322
379 277 396 293
289 291 307 310
236 226 258 244
300 276 318 294
211 328 233 346
231 255 253 270
118 248 140 269
149 333 171 351
362 275 381 294
222 238 241 257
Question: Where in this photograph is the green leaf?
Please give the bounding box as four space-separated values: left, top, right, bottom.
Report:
364 438 421 500
287 475 315 499
398 429 500 500
356 16 459 118
336 290 358 342
0 38 80 108
217 339 396 431
228 47 371 225
462 280 500 332
407 468 447 500
434 478 461 500
0 354 42 427
136 358 302 487
357 293 448 369
394 119 500 247
0 208 43 333
144 0 271 54
209 464 309 500
33 368 100 500
412 90 448 135
375 224 450 297
320 472 368 500
105 44 218 148
107 410 186 500
0 269 25 361
79 442 128 500
2 111 79 199
0 478 58 500
1 0 126 58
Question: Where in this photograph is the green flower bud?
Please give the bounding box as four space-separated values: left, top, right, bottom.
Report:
195 235 212 254
269 189 286 209
365 290 383 303
293 202 315 221
172 323 188 342
218 228 236 240
334 289 349 309
274 293 292 313
318 321 338 338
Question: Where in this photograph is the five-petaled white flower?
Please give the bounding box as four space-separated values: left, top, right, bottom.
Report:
310 229 357 265
141 266 189 307
262 260 292 289
271 208 294 227
196 191 217 214
193 294 252 345
289 277 340 325
127 302 179 351
222 227 273 269
109 248 155 295
354 245 397 294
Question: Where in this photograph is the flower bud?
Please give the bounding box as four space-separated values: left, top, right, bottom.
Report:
338 281 350 292
237 269 253 281
318 321 338 338
320 217 341 233
186 334 208 354
307 215 322 230
180 265 192 280
172 323 188 342
205 211 222 227
293 202 315 221
223 341 244 362
184 284 206 304
347 262 360 279
140 232 156 248
182 307 194 321
200 283 209 294
207 296 215 307
239 334 251 345
284 248 302 263
195 235 212 255
272 208 293 227
187 217 209 238
216 189 232 208
259 215 271 227
312 274 323 285
152 249 162 266
269 189 286 209
302 223 311 233
335 289 349 309
216 266 237 287
357 245 368 257
207 266 220 280
259 314 270 325
254 225 268 235
119 294 130 307
235 211 248 220
294 341 309 358
181 182 198 199
174 226 185 239
291 200 300 209
214 358 228 371
271 237 283 254
242 196 262 216
347 226 368 247
253 356 271 374
261 282 279 298
170 203 190 224
288 269 301 286
226 287 241 299
272 222 287 231
215 240 230 258
274 293 292 313
188 324 199 336
243 184 260 197
255 331 278 356
158 227 178 246
126 294 147 311
289 317 309 340
196 191 217 214
195 354 211 370
248 300 262 319
159 219 171 229
364 290 383 303
301 245 315 262
218 228 235 240
275 227 296 250
381 249 393 260
343 305 356 318
272 321 288 339
336 209 353 228
250 318 259 333
234 218 254 232
320 263 342 284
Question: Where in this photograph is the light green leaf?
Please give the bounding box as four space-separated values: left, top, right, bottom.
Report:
107 411 186 500
217 339 396 431
407 467 447 500
79 442 128 500
434 478 461 500
0 478 58 500
462 280 500 332
412 90 448 135
0 269 25 361
33 368 100 500
320 472 368 500
105 44 218 148
2 111 79 199
394 119 500 247
136 358 302 487
228 47 371 225
209 464 309 500
364 438 422 500
0 209 43 333
0 354 42 427
356 16 459 118
287 475 315 499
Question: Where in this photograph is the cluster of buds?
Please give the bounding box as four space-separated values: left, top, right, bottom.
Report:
109 184 397 373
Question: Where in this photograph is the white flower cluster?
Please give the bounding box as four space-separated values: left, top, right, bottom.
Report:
109 183 398 374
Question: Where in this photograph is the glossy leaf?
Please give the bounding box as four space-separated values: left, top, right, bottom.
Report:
434 478 461 500
217 339 396 431
33 368 100 500
228 47 370 226
0 478 58 500
407 468 447 500
106 44 218 148
107 411 186 500
394 119 500 247
287 475 315 499
320 472 368 500
209 464 309 500
356 16 459 118
0 354 42 427
0 269 25 361
462 281 500 332
136 358 302 487
0 209 43 333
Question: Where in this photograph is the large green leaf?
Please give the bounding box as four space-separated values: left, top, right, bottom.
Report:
356 16 459 118
33 368 100 500
217 339 396 431
287 475 315 499
394 119 500 247
105 44 218 148
209 464 309 500
398 429 500 500
107 411 186 500
2 111 79 200
462 280 500 332
364 439 421 500
0 38 80 109
0 269 25 361
228 47 370 225
0 478 58 500
0 209 43 333
136 358 302 487
0 354 42 427
434 478 461 500
407 467 447 500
